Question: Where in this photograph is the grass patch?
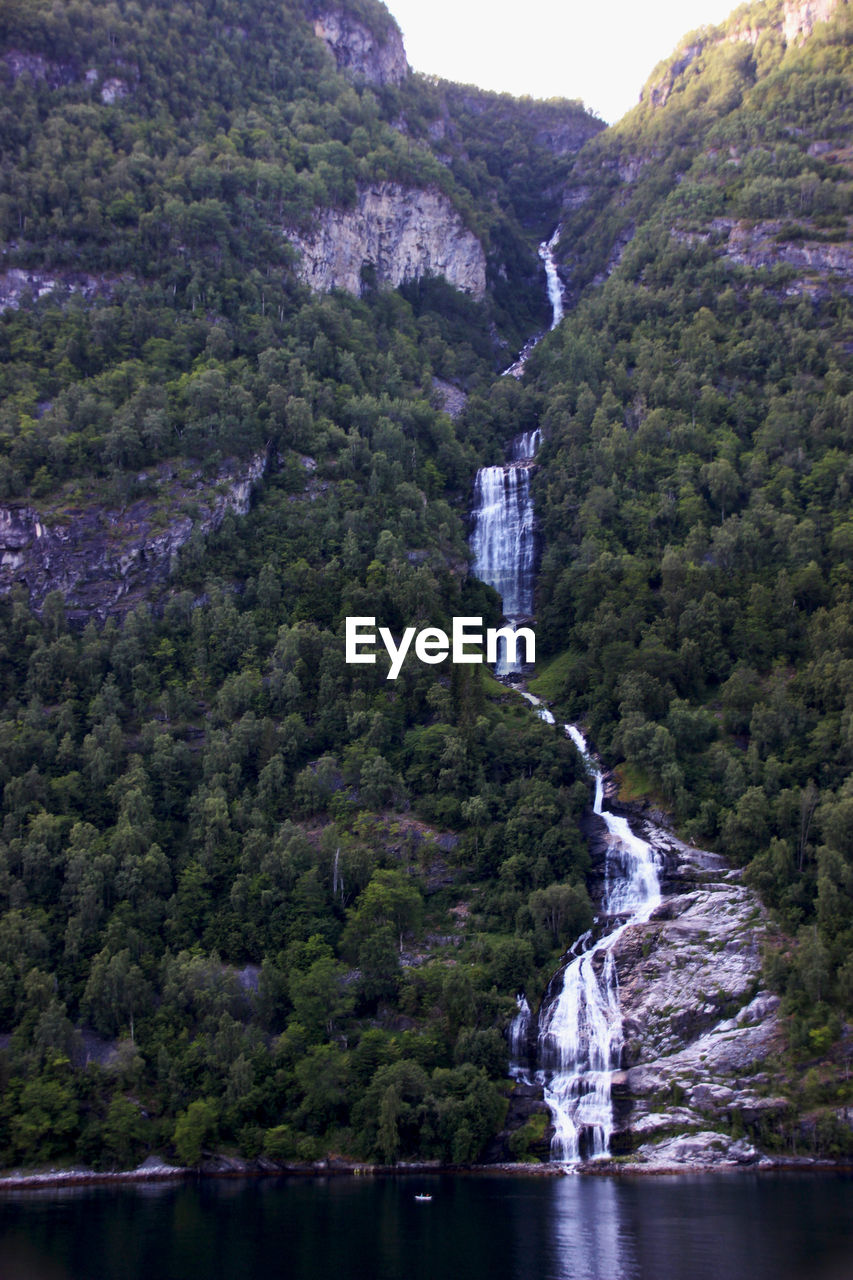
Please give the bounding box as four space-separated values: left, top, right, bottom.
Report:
613 762 656 804
480 667 507 698
528 649 574 702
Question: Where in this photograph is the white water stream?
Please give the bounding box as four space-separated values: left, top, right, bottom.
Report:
540 227 565 330
472 225 660 1160
503 226 565 378
470 429 540 674
532 711 661 1160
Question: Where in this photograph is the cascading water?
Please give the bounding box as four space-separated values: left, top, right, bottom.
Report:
539 227 565 330
470 429 540 675
473 225 661 1160
525 711 662 1161
508 994 532 1077
503 226 565 378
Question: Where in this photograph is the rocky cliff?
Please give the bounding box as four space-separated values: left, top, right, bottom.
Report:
547 0 849 314
675 218 853 299
0 452 267 621
0 268 127 313
312 8 408 85
494 794 803 1171
606 825 789 1169
431 87 605 160
290 182 487 298
642 0 843 108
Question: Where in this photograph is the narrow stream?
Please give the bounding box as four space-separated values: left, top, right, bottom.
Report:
503 226 565 378
472 228 661 1161
525 708 661 1160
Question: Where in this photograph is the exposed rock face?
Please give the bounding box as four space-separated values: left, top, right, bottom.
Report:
488 801 791 1171
100 77 129 104
0 268 127 313
644 45 704 110
718 219 853 285
0 452 268 620
431 377 468 420
783 0 840 44
604 825 789 1169
482 1081 553 1164
312 10 408 86
443 90 605 159
1 49 137 99
590 222 635 287
1 49 77 87
642 0 843 108
291 183 487 299
674 219 853 297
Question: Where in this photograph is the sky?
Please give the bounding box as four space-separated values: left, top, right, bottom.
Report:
383 0 738 124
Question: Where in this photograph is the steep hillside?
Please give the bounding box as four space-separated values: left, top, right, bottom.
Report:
527 0 853 1131
0 0 599 1173
0 0 850 1176
0 0 598 611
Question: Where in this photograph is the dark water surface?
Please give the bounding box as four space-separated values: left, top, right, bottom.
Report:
1 1172 852 1280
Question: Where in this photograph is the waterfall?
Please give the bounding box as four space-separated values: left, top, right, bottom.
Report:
503 226 564 377
527 713 662 1161
511 429 542 461
473 236 661 1162
508 994 532 1076
470 429 540 674
539 227 564 330
475 493 661 1159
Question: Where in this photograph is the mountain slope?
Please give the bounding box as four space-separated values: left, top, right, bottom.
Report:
0 0 598 1172
0 0 850 1174
527 0 853 1112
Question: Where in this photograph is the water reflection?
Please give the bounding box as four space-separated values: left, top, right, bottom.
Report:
1 1173 853 1280
547 1177 636 1280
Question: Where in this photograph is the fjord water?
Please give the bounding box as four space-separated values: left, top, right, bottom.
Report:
2 1174 853 1280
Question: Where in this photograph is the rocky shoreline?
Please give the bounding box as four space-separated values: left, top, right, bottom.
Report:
572 786 795 1171
1 1151 851 1194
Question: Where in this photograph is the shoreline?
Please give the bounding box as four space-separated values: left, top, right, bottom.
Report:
1 1153 850 1194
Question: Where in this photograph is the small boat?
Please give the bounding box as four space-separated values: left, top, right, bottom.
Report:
414 1193 432 1202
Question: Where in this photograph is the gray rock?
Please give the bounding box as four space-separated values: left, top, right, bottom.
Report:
291 184 487 300
0 451 268 619
312 10 408 86
634 1130 761 1168
606 820 788 1163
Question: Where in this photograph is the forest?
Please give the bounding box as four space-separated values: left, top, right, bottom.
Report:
0 0 851 1170
527 0 853 1065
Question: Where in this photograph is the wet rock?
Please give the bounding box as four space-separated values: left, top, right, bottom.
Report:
481 1081 553 1164
609 827 788 1165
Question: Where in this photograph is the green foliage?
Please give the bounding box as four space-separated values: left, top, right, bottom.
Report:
0 0 851 1174
526 0 853 1052
173 1098 219 1166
